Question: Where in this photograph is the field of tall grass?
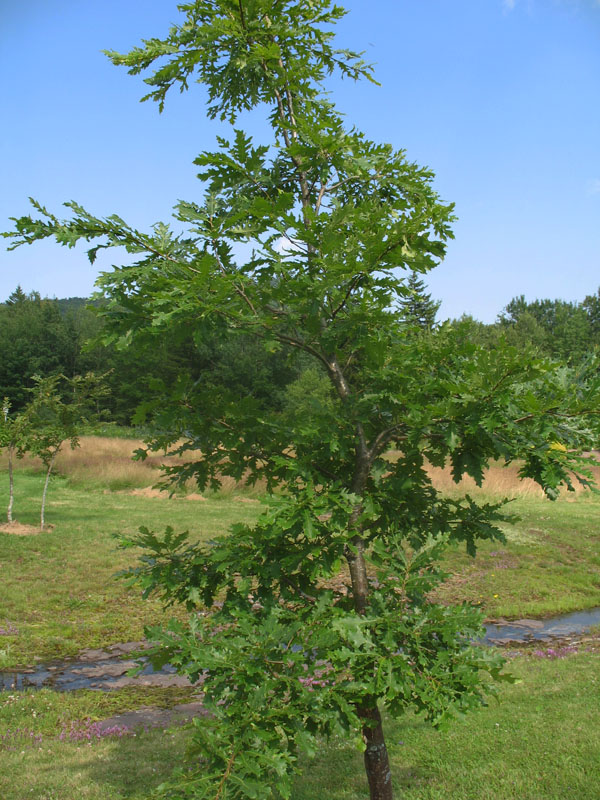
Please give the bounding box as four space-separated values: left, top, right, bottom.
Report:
0 435 261 495
2 435 597 499
390 449 600 500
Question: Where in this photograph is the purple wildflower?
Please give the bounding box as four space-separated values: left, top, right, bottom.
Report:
58 719 132 743
532 645 578 659
0 727 43 751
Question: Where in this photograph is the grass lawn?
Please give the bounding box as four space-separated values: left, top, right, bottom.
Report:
1 459 599 668
0 650 598 799
439 494 600 619
0 686 192 800
296 650 600 800
0 469 261 668
1 440 599 798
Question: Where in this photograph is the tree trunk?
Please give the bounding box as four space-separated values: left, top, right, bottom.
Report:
7 444 14 523
40 451 57 530
360 703 394 800
346 465 394 800
327 352 394 799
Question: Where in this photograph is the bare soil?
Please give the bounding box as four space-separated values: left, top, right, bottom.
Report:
184 492 207 502
0 522 51 536
128 487 169 499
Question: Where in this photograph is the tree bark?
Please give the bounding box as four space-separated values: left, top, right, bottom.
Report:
7 444 14 523
40 450 57 530
325 347 395 799
360 703 394 800
349 548 394 800
345 450 394 800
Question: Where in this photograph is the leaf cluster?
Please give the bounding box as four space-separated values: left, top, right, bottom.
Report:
120 514 510 799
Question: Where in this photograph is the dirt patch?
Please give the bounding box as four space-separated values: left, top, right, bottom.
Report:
126 488 208 501
129 487 169 499
0 522 51 536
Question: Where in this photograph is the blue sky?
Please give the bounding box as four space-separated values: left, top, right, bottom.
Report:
1 0 599 321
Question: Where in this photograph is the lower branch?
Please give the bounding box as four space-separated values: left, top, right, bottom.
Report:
213 747 237 800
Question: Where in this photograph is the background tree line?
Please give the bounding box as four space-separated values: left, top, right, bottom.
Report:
0 285 300 426
456 292 600 364
2 281 599 428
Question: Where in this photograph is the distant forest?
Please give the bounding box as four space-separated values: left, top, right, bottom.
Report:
2 281 599 427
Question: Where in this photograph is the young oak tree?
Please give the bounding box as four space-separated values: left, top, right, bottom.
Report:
0 386 54 525
5 2 600 797
0 397 29 524
25 373 106 529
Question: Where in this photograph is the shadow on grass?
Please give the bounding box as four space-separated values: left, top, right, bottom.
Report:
20 722 433 800
8 727 190 800
290 720 434 800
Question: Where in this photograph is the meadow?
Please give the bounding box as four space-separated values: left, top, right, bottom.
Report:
0 437 599 799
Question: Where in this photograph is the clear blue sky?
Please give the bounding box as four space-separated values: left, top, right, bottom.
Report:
1 0 599 321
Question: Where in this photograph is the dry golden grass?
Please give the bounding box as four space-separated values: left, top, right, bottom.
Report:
389 450 600 500
0 436 165 489
427 461 544 498
1 436 596 499
0 435 264 495
428 459 600 499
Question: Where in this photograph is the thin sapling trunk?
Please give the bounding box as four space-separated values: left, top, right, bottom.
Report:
7 443 14 523
40 449 59 530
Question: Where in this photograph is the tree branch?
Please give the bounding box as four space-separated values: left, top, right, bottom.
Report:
329 274 363 321
211 239 258 316
237 0 247 31
368 424 405 460
213 748 238 800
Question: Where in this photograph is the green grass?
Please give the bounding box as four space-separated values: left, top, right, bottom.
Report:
438 494 600 618
0 686 198 737
0 693 191 800
295 650 600 800
1 455 600 798
2 470 600 668
0 649 598 799
330 650 598 799
0 470 261 667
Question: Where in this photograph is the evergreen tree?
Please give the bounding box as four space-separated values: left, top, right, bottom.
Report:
398 271 440 330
